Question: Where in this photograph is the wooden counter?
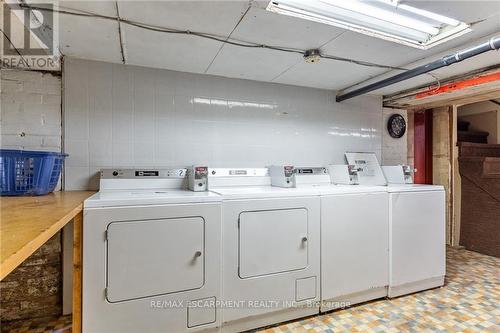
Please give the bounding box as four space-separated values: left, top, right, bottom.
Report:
0 191 94 279
0 190 94 333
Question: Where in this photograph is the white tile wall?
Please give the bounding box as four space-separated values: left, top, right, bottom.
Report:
1 69 61 151
381 108 408 165
64 58 383 190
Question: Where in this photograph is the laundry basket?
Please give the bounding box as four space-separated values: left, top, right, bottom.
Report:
0 149 68 196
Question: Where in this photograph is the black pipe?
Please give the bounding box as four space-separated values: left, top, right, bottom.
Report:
336 36 500 102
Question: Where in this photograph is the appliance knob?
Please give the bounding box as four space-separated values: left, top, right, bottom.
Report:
194 251 202 258
112 171 118 176
302 237 308 242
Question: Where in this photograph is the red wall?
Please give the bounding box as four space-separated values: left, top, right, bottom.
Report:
414 110 433 184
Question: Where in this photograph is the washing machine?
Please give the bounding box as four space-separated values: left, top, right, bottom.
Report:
83 169 222 333
208 168 320 333
273 166 389 311
383 164 446 297
387 183 446 297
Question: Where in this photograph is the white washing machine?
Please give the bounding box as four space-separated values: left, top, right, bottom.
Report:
275 166 389 312
208 168 321 333
387 184 446 297
320 185 389 310
83 169 222 333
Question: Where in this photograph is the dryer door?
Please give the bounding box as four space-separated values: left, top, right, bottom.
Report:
238 208 308 278
106 217 204 302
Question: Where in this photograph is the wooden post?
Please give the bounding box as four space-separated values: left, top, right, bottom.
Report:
72 213 83 333
450 105 462 247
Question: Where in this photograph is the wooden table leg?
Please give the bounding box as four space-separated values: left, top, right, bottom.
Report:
72 212 83 333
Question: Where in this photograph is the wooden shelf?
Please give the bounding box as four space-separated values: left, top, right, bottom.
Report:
0 191 94 281
1 190 94 333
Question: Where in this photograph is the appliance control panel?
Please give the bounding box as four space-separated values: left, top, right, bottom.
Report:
295 167 328 175
188 166 208 191
208 168 269 177
101 169 187 179
293 166 331 186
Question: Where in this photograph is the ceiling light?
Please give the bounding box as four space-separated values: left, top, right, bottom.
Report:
266 0 471 49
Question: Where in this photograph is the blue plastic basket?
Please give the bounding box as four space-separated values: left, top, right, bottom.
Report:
0 149 68 196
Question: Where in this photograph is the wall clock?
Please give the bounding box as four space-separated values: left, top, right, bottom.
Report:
387 114 406 138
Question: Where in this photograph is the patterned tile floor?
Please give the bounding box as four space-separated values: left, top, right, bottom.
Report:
259 247 500 333
1 247 498 333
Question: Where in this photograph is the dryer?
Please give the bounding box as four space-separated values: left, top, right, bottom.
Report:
83 169 222 333
208 168 320 333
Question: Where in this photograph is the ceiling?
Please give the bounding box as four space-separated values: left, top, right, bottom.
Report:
27 0 500 96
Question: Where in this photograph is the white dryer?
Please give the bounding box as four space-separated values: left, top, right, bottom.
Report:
83 169 222 333
208 168 320 333
387 184 446 297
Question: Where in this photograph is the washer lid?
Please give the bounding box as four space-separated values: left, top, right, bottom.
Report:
386 184 445 193
209 186 320 200
84 189 222 208
316 184 387 195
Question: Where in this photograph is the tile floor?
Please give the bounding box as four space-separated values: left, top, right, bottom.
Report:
2 247 499 333
259 247 500 333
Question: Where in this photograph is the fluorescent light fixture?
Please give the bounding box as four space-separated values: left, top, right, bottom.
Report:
266 0 471 49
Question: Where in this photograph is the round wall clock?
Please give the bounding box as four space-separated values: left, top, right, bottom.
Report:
387 114 406 138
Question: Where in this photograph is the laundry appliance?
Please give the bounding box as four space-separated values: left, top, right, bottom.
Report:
208 168 321 333
272 165 389 311
83 168 222 333
383 166 446 297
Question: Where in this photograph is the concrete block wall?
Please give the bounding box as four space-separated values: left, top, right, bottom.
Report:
381 108 408 166
0 69 63 324
0 234 63 322
0 69 62 151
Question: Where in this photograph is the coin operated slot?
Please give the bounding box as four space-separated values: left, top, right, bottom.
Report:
348 165 362 185
402 165 417 184
188 166 208 192
269 165 296 188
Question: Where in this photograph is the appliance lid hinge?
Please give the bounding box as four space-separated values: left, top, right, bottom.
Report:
104 230 108 241
104 287 108 298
